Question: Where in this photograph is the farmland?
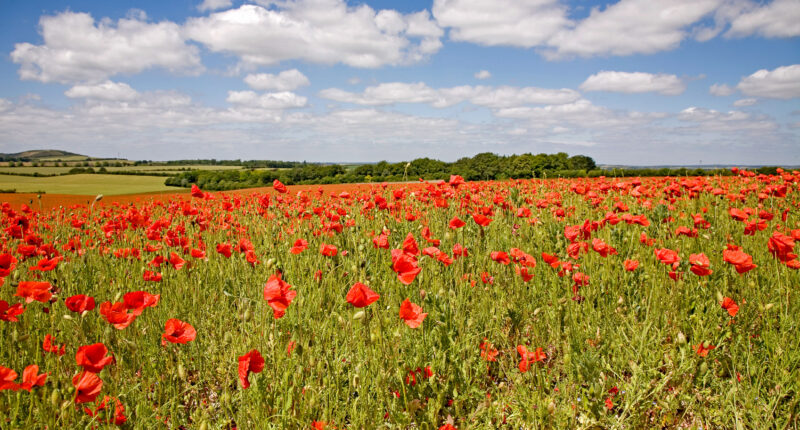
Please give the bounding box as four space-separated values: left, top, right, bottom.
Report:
0 174 184 195
0 172 799 429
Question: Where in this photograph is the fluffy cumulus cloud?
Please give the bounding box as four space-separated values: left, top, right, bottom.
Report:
580 71 687 95
65 81 140 101
677 107 777 132
736 64 800 99
545 0 721 59
474 70 491 80
226 91 308 109
11 11 202 83
319 82 580 108
244 69 310 91
494 99 667 131
726 0 800 38
184 1 442 68
197 0 233 13
709 83 735 96
432 0 569 47
433 0 799 60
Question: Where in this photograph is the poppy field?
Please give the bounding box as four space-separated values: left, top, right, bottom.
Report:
1 170 799 429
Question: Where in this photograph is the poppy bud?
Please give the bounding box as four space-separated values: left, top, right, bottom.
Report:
63 314 73 320
60 400 71 411
266 258 276 268
419 289 426 299
243 309 252 321
764 303 774 311
178 363 186 379
547 401 555 414
353 311 365 320
199 421 208 430
716 291 724 303
224 332 233 344
700 362 708 374
533 307 541 316
50 389 60 408
676 332 687 345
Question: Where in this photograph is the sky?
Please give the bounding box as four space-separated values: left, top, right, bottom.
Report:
0 0 798 165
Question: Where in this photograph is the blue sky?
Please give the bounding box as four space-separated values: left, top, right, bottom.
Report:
0 0 798 165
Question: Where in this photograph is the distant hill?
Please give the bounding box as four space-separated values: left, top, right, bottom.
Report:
0 150 88 161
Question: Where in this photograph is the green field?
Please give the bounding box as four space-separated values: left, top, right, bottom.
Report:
0 174 184 195
0 165 247 175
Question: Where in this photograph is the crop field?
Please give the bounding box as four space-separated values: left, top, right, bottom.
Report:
0 165 247 175
0 171 798 429
0 174 184 195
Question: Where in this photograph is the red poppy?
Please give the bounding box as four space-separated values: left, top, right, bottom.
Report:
346 282 380 308
142 270 162 282
0 366 19 391
448 175 465 187
65 295 96 313
694 343 716 357
84 395 127 425
168 252 186 270
517 345 546 372
99 301 137 330
190 184 205 198
76 343 114 373
399 298 427 328
320 243 338 257
448 216 466 229
0 253 18 277
623 259 639 271
402 233 420 256
123 291 160 316
216 243 232 258
263 273 297 319
689 253 713 276
372 231 390 249
273 179 288 194
591 239 618 257
472 213 492 227
15 281 53 304
72 371 103 403
0 300 25 322
391 250 422 285
479 340 499 362
238 349 265 389
162 319 197 346
490 251 510 265
43 334 65 356
515 266 534 282
13 365 47 391
654 248 680 266
290 239 308 254
721 297 739 317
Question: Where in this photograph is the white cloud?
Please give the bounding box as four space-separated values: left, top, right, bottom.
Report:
495 99 666 130
432 0 570 47
11 11 202 83
244 69 310 91
319 82 580 108
474 70 491 80
733 98 757 107
65 81 139 101
580 71 686 95
184 2 442 69
197 0 233 12
736 64 800 99
546 0 721 59
678 107 777 131
709 83 735 96
226 91 308 109
726 0 800 38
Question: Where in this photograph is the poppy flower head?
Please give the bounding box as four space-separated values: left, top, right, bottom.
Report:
346 282 380 308
162 319 197 346
399 298 427 329
263 273 297 319
76 343 115 373
15 281 53 304
123 291 160 316
0 300 25 322
238 349 265 389
72 371 103 404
